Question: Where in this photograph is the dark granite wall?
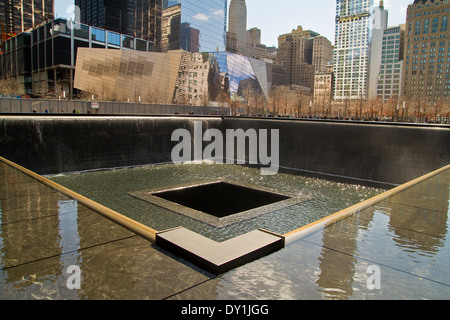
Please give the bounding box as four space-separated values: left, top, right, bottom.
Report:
1 116 449 184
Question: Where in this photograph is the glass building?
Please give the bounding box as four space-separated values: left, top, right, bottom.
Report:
334 0 375 100
0 18 154 97
75 0 162 48
162 0 227 53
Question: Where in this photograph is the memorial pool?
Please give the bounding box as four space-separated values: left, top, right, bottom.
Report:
48 163 384 242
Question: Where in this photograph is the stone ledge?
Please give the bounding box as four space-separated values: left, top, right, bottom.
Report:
156 227 284 275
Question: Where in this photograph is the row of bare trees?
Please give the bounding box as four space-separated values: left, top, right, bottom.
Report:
0 74 68 99
3 74 448 123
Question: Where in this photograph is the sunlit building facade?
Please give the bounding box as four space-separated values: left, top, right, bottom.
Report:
74 48 272 106
376 25 405 101
0 0 54 35
403 0 450 103
334 0 374 100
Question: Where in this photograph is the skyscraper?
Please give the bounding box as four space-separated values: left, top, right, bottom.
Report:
403 0 450 103
367 1 388 99
274 26 332 90
0 0 54 34
334 0 375 100
228 0 247 54
375 24 405 101
75 0 162 47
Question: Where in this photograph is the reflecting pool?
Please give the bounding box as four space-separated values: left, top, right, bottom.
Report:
48 164 383 241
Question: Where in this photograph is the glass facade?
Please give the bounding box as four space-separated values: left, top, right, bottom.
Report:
0 18 155 97
162 0 227 52
76 0 162 47
334 0 374 100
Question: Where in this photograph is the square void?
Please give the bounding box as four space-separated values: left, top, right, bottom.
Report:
129 180 312 228
154 181 290 218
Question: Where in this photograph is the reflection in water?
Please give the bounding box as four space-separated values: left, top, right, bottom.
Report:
316 212 374 299
0 163 84 299
48 163 383 242
313 171 450 299
57 199 81 299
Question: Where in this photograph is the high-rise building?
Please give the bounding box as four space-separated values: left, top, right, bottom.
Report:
274 26 332 90
0 0 54 34
161 0 227 53
403 0 450 103
367 1 388 100
313 36 333 73
75 0 162 48
228 0 247 54
376 24 405 101
334 0 375 100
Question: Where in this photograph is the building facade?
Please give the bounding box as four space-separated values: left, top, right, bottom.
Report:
74 48 272 106
0 18 154 97
403 0 450 103
227 0 247 54
274 26 332 91
334 0 374 100
161 0 227 53
75 0 162 49
376 24 405 101
0 0 54 35
367 1 388 99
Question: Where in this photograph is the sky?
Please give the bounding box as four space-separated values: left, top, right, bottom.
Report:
55 0 414 47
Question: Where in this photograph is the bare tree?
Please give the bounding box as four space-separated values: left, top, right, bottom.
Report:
0 74 20 96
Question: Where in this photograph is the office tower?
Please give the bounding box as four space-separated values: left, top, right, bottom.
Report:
161 0 227 53
403 0 450 103
367 1 388 99
313 36 333 73
228 0 247 53
275 26 332 90
376 24 405 101
334 0 375 100
0 0 54 34
244 27 270 60
75 0 162 46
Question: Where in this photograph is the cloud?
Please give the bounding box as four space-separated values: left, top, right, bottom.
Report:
212 9 224 16
193 13 209 21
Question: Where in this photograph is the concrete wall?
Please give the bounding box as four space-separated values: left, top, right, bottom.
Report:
0 115 449 184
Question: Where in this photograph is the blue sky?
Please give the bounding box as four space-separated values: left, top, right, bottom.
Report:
55 0 414 47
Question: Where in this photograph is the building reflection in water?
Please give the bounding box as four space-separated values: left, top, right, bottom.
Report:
0 164 81 299
315 172 449 299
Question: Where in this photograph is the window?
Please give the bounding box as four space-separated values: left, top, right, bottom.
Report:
107 32 121 46
442 16 448 32
432 17 439 33
74 24 89 39
91 28 105 43
423 19 429 34
415 20 421 35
